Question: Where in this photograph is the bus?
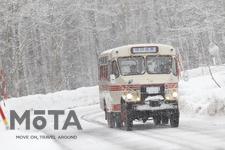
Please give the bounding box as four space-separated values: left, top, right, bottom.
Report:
98 44 180 131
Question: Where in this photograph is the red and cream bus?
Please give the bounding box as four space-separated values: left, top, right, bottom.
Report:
98 44 180 131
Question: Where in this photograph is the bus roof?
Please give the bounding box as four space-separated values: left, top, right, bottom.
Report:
99 44 176 58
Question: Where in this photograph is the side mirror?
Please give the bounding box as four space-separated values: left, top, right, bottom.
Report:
183 71 189 82
110 74 116 84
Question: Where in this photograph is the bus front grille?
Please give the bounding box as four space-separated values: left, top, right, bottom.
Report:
140 84 165 103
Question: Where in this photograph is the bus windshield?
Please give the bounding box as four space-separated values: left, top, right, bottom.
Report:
117 56 145 76
146 56 172 74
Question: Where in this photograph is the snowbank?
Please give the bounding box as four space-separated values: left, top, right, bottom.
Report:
4 86 99 116
0 86 99 150
179 65 225 116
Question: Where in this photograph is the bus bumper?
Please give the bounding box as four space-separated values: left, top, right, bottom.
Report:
131 100 179 121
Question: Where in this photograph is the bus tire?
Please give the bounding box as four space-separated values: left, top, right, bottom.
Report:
107 112 115 128
153 115 161 125
104 110 107 120
162 115 169 124
121 101 133 131
170 113 179 127
104 101 107 120
116 115 123 128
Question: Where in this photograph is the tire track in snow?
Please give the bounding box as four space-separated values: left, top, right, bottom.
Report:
80 111 202 149
81 110 225 149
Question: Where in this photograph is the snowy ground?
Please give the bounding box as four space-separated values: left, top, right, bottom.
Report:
0 65 225 149
0 86 99 150
179 65 225 116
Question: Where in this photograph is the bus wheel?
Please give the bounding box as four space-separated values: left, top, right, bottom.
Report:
153 115 161 125
104 101 107 120
162 115 169 124
170 113 179 127
104 110 107 120
107 112 115 128
116 115 123 128
121 102 133 131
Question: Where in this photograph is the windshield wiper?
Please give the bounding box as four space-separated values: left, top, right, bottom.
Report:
147 53 160 64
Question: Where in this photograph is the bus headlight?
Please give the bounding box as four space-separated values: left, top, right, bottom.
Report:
173 92 178 98
166 96 170 100
127 94 132 100
136 97 141 101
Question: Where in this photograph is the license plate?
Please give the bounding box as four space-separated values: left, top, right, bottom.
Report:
146 87 160 94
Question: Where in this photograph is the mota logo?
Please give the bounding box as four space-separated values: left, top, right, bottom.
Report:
10 110 82 130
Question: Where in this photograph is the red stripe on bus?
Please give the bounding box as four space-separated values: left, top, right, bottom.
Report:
165 83 178 89
98 78 109 81
99 83 178 91
112 104 121 111
100 101 121 111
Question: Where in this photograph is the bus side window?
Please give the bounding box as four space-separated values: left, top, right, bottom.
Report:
172 58 177 76
113 60 119 78
108 61 111 79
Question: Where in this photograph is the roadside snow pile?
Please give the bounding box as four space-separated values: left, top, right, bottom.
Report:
5 86 99 116
0 86 99 150
179 65 225 116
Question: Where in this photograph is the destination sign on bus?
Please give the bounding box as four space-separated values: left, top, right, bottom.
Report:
131 47 158 54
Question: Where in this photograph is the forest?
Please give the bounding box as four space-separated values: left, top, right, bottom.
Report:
0 0 225 98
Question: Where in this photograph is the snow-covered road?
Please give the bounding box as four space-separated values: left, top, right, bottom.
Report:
44 104 225 150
